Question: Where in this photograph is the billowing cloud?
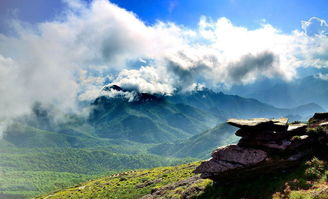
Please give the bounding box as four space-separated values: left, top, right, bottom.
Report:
302 17 328 36
224 52 279 84
0 0 327 120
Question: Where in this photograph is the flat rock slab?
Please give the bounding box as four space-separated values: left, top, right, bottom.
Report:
319 122 328 127
211 145 267 165
227 118 288 131
288 123 307 133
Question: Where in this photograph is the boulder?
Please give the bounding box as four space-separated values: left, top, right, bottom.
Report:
210 145 267 165
195 158 300 182
194 145 267 180
308 112 328 126
194 116 313 183
194 159 243 175
140 176 204 199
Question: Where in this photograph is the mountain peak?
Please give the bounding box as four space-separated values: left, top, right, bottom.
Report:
107 84 124 91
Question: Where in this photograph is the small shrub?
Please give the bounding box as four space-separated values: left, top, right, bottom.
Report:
273 183 291 199
288 179 312 190
313 188 328 199
304 157 326 180
291 136 302 141
305 167 322 180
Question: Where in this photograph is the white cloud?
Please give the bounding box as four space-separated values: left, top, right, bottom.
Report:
315 73 328 81
110 66 175 95
0 0 327 117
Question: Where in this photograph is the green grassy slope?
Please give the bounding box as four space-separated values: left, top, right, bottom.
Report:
36 157 328 199
35 162 203 199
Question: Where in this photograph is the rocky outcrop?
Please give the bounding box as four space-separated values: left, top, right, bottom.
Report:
141 176 206 199
194 115 321 183
308 112 328 127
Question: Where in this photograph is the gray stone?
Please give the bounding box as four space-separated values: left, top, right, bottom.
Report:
141 176 203 199
211 145 267 165
194 116 315 183
194 145 267 178
194 159 243 174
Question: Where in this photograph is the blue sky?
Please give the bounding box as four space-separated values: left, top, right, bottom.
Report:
110 0 328 32
1 0 327 34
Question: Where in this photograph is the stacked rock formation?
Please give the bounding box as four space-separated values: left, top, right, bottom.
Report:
194 117 311 182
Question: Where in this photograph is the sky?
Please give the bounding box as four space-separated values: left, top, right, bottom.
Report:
0 0 327 120
1 0 328 33
110 0 328 32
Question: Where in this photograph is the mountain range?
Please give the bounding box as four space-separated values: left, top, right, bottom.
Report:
0 86 325 198
89 85 325 144
229 75 328 109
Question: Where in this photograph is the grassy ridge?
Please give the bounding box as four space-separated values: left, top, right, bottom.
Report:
0 146 194 198
36 158 328 199
35 162 205 199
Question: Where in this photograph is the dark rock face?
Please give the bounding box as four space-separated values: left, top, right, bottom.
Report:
101 84 163 102
210 145 267 165
238 138 292 150
312 112 328 120
308 112 328 127
194 116 320 183
194 145 267 179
